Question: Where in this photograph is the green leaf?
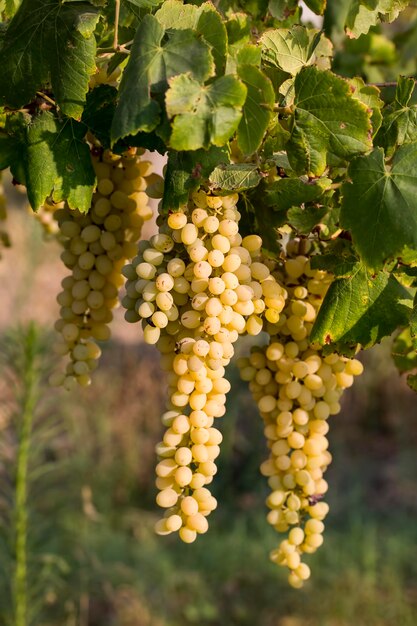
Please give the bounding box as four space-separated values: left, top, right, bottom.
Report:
264 175 331 211
260 26 326 76
0 0 99 119
311 262 411 352
209 163 262 193
236 65 275 155
24 111 95 210
304 0 327 14
111 14 214 144
162 147 230 212
287 66 372 176
154 0 200 29
375 77 417 157
287 204 331 233
392 327 417 373
198 3 228 75
1 110 95 209
340 145 417 271
350 77 383 137
345 0 410 38
82 85 117 149
268 0 298 20
124 0 163 8
166 73 247 151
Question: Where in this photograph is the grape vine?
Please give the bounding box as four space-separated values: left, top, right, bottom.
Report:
0 0 417 591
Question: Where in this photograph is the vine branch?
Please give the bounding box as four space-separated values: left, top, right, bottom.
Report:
113 0 120 51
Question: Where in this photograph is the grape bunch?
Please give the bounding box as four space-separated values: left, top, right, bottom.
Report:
238 243 363 588
50 148 158 390
122 189 287 542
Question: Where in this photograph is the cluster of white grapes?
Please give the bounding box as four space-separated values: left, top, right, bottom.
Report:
237 242 363 588
122 189 287 542
0 173 10 255
50 148 158 390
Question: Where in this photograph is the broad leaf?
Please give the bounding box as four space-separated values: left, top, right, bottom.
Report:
264 176 331 211
345 0 410 38
154 0 199 29
82 85 117 149
25 112 95 210
268 0 298 19
392 327 417 373
236 65 275 155
304 0 327 14
111 15 214 144
198 4 228 75
209 163 262 193
260 26 323 76
287 204 332 233
166 73 247 151
375 77 417 157
125 0 163 8
311 262 411 352
287 66 372 176
162 147 230 212
350 77 383 137
0 0 99 119
3 111 95 210
341 145 417 271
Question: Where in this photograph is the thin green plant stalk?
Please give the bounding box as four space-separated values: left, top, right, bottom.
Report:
13 324 40 626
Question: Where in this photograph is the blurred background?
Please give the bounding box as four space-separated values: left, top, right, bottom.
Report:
0 167 416 626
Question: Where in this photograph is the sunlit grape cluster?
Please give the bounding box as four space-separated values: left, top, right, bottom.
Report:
122 189 287 541
238 243 363 587
50 149 157 390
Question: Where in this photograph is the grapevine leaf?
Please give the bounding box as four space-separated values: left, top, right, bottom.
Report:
286 204 331 233
287 66 372 176
264 176 332 211
236 45 262 67
24 111 95 211
407 373 417 392
375 77 417 157
0 0 100 119
345 0 410 38
268 0 298 19
162 147 230 212
154 0 199 29
236 65 275 155
311 262 411 352
392 327 417 373
82 85 117 149
304 0 327 14
209 163 262 193
340 145 417 271
198 4 228 75
350 77 383 137
166 74 247 151
225 12 251 47
260 26 329 76
111 14 214 143
124 0 163 8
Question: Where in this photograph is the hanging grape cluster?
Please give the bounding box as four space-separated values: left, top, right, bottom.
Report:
238 241 363 587
50 148 157 390
122 189 287 541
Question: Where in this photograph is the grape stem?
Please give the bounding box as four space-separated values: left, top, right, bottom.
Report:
113 0 120 51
